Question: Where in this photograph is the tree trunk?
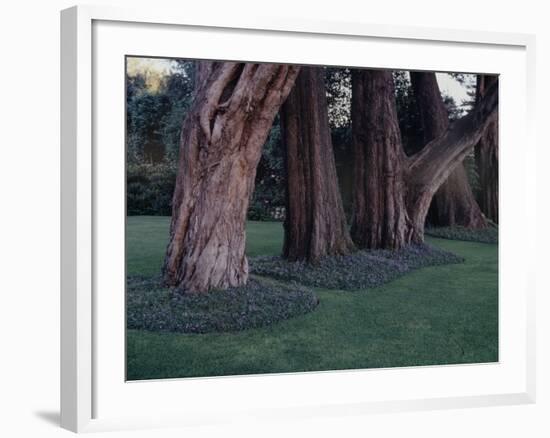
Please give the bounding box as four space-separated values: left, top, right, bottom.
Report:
350 70 413 249
410 72 487 228
350 69 498 249
163 62 300 293
475 74 499 223
281 67 355 262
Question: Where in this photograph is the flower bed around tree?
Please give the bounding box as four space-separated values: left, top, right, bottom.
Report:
127 276 319 334
250 243 464 291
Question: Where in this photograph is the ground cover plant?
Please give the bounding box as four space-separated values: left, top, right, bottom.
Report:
127 276 319 334
250 244 463 290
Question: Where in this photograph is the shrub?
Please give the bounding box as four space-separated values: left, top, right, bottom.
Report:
127 160 177 215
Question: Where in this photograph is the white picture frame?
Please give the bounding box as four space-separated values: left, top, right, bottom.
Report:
60 4 536 433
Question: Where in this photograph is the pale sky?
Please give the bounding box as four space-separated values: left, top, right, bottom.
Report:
436 72 476 107
127 57 473 106
126 57 175 76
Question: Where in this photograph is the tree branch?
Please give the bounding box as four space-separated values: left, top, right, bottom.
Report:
198 62 241 143
406 79 498 192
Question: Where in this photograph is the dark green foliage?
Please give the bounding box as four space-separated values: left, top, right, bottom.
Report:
126 161 177 215
331 125 354 218
127 276 319 334
126 73 146 103
157 62 195 157
248 121 286 221
250 244 464 290
393 71 423 155
126 59 195 161
425 226 498 244
126 91 171 161
126 59 195 215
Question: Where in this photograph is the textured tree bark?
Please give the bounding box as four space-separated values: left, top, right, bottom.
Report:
351 69 498 249
405 78 498 240
410 72 487 228
350 70 413 249
475 74 499 223
280 67 355 262
163 62 300 293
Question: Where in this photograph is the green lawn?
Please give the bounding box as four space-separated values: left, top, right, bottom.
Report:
126 216 498 380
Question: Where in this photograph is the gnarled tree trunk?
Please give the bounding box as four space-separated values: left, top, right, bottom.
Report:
350 70 412 249
351 69 498 249
281 67 355 262
475 74 499 223
163 62 300 294
410 72 486 228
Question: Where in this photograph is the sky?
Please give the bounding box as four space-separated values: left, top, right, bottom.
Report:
126 57 474 106
126 57 176 77
436 72 475 106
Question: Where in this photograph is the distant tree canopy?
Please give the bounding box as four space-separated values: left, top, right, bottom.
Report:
126 61 194 215
126 60 195 162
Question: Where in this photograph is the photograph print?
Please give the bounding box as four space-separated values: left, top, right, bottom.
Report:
125 57 499 380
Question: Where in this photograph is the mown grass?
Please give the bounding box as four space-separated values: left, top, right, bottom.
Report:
126 216 498 380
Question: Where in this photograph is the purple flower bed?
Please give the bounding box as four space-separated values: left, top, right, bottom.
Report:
127 276 319 334
250 243 464 290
